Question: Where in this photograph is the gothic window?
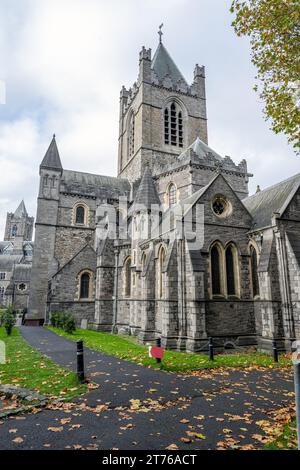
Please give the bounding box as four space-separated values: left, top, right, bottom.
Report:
225 245 236 296
212 196 232 218
124 257 132 297
11 225 17 237
168 183 177 207
250 245 260 298
0 273 6 280
164 108 169 144
128 112 135 159
158 246 166 299
0 287 4 300
164 101 183 148
211 245 222 296
80 272 90 299
75 205 85 225
141 252 147 271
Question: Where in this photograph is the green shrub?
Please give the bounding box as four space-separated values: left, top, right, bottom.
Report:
50 311 76 334
63 314 76 334
2 306 16 336
0 309 5 326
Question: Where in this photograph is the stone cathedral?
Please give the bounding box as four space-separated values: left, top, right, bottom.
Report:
27 35 300 353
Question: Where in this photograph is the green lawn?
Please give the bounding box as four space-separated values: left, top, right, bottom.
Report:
48 327 291 373
264 419 298 450
0 327 87 400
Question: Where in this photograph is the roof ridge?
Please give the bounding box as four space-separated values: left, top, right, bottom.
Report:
244 173 300 202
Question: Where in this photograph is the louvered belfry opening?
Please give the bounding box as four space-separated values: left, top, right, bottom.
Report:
164 102 183 148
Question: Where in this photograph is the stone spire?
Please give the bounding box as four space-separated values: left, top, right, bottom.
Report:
133 167 161 210
40 135 63 171
151 41 187 85
14 200 28 218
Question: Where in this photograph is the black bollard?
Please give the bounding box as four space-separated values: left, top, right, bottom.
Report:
156 337 162 364
76 339 85 383
209 337 214 361
272 340 279 363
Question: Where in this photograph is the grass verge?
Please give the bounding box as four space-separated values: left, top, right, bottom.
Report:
264 419 298 450
0 327 87 400
48 327 291 373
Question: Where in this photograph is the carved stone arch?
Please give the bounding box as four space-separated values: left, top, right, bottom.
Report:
123 256 132 298
224 242 240 298
126 108 135 161
165 181 179 208
76 269 95 301
162 97 187 149
157 244 167 299
72 202 90 226
209 241 225 298
248 241 260 299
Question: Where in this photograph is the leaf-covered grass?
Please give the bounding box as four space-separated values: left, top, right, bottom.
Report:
0 327 87 400
48 327 292 373
264 418 298 450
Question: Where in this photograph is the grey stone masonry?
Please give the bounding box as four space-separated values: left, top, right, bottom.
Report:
26 35 300 353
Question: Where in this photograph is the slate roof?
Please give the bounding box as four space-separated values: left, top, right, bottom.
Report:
152 42 187 85
243 174 300 230
61 170 131 199
14 200 28 218
13 264 32 282
40 135 63 171
133 167 161 209
179 137 223 163
0 255 23 270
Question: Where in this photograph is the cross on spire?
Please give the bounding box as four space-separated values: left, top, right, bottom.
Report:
158 23 164 43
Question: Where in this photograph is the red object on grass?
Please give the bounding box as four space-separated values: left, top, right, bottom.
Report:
150 346 164 359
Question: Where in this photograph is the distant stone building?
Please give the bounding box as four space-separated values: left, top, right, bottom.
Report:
27 33 300 352
0 201 34 310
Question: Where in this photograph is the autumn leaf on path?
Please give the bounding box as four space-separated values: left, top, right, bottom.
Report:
48 426 63 432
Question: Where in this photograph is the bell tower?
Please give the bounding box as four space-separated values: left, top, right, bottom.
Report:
118 27 208 182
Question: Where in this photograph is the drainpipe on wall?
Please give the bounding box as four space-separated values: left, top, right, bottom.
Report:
112 247 119 334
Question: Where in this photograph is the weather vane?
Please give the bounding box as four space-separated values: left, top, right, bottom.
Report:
158 23 164 43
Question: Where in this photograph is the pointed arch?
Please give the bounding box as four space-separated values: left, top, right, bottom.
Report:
249 243 260 298
163 100 184 148
167 182 178 207
124 256 132 297
127 110 135 160
210 242 223 297
11 225 18 238
158 245 166 299
225 243 239 297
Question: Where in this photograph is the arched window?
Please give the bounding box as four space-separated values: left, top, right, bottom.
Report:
225 245 237 296
141 252 147 271
124 257 132 297
80 272 90 299
75 206 85 225
168 183 177 207
211 245 222 296
158 246 166 298
0 286 5 300
11 225 17 237
164 102 183 148
250 245 260 298
128 112 135 159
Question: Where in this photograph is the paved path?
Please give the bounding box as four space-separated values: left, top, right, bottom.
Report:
0 327 294 450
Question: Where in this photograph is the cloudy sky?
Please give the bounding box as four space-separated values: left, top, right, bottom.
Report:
0 0 299 236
